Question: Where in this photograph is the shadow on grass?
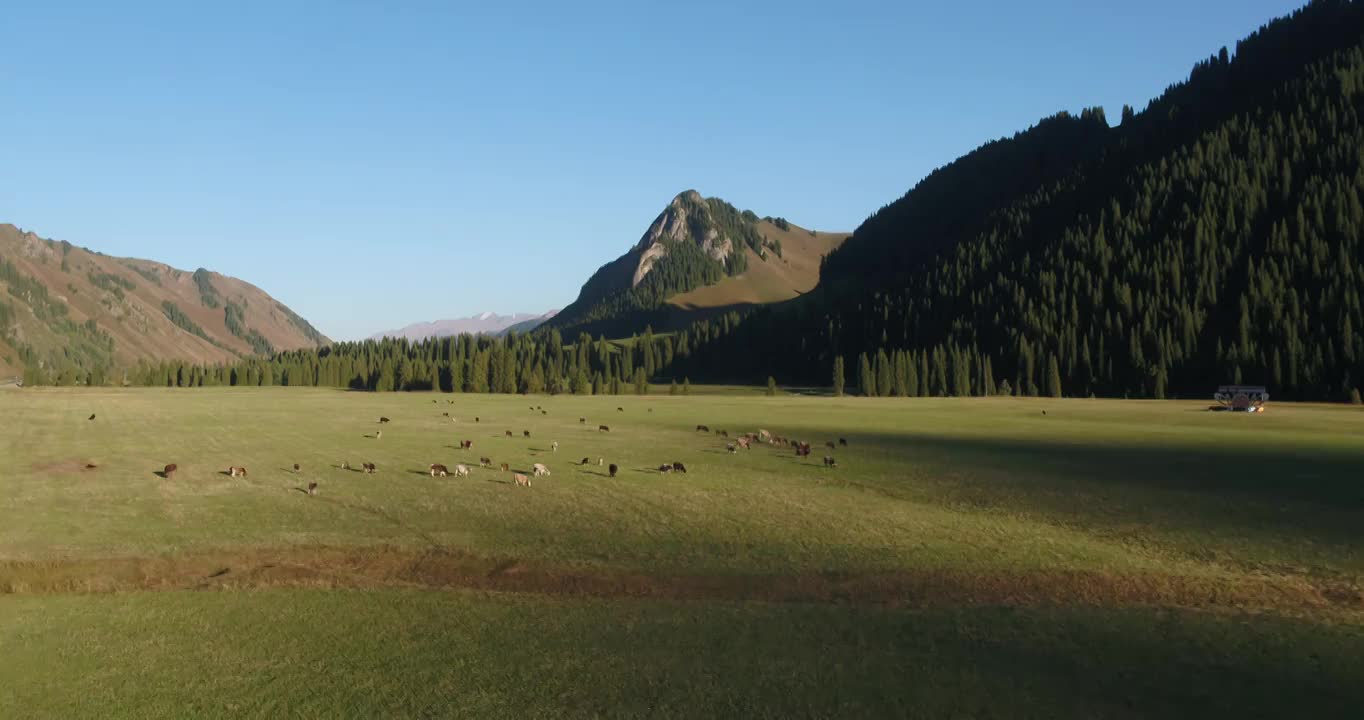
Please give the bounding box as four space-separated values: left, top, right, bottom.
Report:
833 429 1364 557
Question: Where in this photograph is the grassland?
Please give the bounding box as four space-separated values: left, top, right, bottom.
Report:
2 387 1363 718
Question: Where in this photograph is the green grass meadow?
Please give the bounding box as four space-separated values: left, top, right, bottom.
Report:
2 387 1362 718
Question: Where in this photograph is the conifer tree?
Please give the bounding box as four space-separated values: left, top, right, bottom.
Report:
832 356 845 397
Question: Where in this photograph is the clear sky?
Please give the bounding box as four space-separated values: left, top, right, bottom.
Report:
2 0 1304 340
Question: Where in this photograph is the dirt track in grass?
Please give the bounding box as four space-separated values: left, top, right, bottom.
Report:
3 545 1361 616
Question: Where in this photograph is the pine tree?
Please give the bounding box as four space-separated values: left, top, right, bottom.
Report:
1046 354 1063 398
766 376 777 396
832 356 846 397
683 377 691 396
858 352 874 397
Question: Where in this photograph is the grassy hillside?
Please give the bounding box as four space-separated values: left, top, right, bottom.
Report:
1 388 1361 717
667 220 845 310
0 224 328 383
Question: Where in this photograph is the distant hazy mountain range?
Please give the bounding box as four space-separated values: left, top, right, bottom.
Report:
368 310 558 341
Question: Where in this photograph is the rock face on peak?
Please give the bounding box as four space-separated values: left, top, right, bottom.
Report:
545 191 846 337
631 190 735 287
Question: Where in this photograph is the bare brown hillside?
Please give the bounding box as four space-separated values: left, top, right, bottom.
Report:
0 224 327 379
667 220 846 310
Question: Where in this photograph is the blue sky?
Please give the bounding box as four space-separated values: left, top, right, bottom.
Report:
2 0 1303 340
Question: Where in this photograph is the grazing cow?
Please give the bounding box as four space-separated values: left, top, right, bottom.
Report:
442 412 449 417
580 457 591 465
1042 410 1048 416
229 466 248 477
720 430 729 438
609 463 618 477
552 441 559 453
307 482 318 496
475 417 480 423
375 431 382 440
826 441 836 450
598 425 610 433
579 417 587 424
839 438 848 447
460 440 473 450
529 406 535 411
759 429 771 441
541 410 547 415
617 407 624 412
523 430 531 438
293 463 301 472
363 462 377 474
696 425 709 432
379 417 391 424
505 430 514 438
727 443 737 454
433 400 437 404
500 462 510 472
823 456 838 468
341 461 350 470
430 464 449 477
513 473 531 487
536 405 542 410
88 414 96 420
672 462 687 473
658 464 673 473
736 437 751 450
480 456 493 468
163 463 178 479
454 464 470 477
532 463 550 477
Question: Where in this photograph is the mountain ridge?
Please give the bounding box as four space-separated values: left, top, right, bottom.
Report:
369 310 558 341
0 223 328 383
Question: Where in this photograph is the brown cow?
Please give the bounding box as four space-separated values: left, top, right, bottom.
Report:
580 457 591 465
657 464 673 473
617 407 624 412
363 462 377 474
839 438 848 447
430 464 449 477
672 462 687 473
598 425 610 433
162 463 178 479
378 417 391 423
826 441 837 450
523 430 531 438
307 482 318 496
579 417 587 424
609 463 618 477
513 473 531 487
697 425 709 432
823 456 838 468
228 466 248 477
500 462 510 472
480 456 493 468
293 463 301 472
505 430 513 438
460 440 473 450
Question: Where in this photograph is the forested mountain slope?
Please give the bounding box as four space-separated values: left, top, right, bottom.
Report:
670 0 1364 401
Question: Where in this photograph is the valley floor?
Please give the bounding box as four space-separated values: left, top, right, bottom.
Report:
2 388 1362 718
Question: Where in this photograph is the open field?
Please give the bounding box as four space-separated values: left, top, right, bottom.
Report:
2 388 1363 717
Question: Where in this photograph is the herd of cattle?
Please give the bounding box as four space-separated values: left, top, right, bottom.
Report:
152 402 843 493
